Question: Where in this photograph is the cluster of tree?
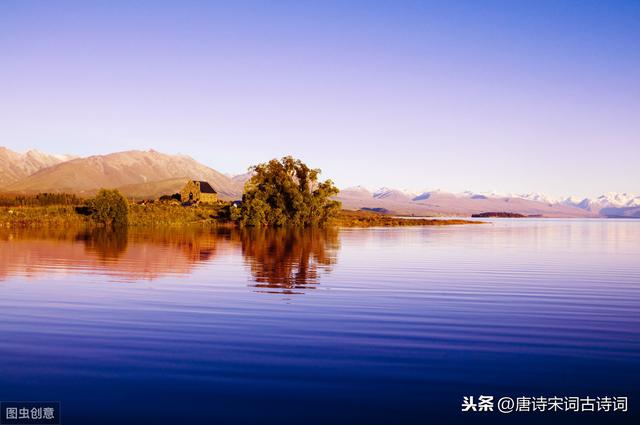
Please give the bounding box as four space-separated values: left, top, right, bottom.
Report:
0 192 83 207
238 156 341 227
79 189 129 227
216 202 242 222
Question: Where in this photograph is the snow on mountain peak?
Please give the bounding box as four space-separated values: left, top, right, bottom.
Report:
347 186 640 211
372 187 417 201
513 192 559 205
596 192 640 207
341 185 373 194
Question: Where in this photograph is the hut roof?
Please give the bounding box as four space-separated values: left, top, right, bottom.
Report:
196 181 217 194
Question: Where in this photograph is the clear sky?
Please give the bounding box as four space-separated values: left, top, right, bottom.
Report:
0 0 638 198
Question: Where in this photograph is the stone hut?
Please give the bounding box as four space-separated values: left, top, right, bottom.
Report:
181 180 218 204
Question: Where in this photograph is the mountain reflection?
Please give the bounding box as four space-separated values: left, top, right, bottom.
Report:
0 226 339 291
239 227 339 294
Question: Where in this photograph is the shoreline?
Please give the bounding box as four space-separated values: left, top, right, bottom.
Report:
0 205 482 228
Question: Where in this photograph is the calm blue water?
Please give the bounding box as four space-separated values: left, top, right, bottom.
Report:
0 220 638 424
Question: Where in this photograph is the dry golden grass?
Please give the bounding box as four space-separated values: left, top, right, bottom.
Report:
0 205 88 228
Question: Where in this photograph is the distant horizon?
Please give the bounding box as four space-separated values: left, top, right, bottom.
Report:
1 144 636 201
1 1 638 199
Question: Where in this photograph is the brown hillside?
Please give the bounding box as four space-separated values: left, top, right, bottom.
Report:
5 149 242 199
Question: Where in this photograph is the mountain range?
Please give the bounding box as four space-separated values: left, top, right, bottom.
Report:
0 147 637 217
339 187 640 218
1 148 242 200
0 147 76 185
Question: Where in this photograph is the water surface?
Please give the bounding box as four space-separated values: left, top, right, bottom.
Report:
0 220 638 424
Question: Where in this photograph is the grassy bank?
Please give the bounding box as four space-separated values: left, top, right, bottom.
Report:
128 203 230 226
0 204 480 228
0 203 227 228
0 205 88 227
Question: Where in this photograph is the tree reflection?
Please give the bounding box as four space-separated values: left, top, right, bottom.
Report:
239 227 340 294
0 226 340 287
77 227 129 260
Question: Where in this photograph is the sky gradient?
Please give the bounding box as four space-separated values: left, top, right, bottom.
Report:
1 0 638 198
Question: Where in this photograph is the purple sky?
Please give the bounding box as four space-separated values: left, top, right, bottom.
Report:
1 0 638 198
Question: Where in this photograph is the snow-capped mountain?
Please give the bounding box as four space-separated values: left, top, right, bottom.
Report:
0 147 76 186
340 185 374 197
559 192 640 217
336 186 639 218
562 192 640 210
513 192 560 205
373 187 417 202
336 187 596 217
595 192 640 207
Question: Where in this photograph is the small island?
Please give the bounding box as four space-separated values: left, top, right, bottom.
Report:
471 212 542 218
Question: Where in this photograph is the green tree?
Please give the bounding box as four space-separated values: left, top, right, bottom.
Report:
87 189 129 227
239 156 341 226
215 202 243 222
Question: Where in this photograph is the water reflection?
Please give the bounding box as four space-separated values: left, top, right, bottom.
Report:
239 227 339 294
0 226 339 291
77 227 129 260
1 222 639 425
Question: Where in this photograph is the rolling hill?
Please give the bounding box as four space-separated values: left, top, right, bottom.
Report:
3 149 243 200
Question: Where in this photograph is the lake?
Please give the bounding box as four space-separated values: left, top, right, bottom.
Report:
0 220 638 424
